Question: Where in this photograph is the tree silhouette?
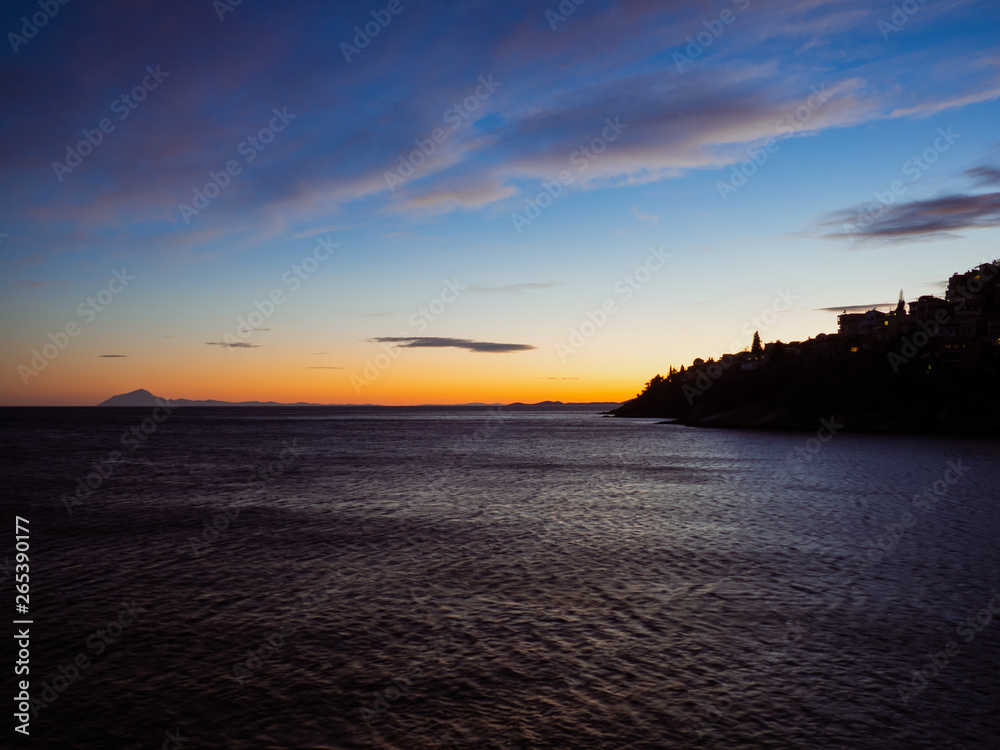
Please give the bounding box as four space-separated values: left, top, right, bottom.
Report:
751 330 763 356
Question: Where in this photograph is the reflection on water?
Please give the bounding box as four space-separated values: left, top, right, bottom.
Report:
2 407 999 749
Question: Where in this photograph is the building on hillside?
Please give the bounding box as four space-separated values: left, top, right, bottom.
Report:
909 295 952 322
859 308 888 336
836 308 891 337
694 261 998 377
837 312 864 337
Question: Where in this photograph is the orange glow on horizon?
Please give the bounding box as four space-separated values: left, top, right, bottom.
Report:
1 354 642 406
0 328 670 406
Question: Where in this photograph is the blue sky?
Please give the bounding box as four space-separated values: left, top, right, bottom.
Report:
1 0 999 404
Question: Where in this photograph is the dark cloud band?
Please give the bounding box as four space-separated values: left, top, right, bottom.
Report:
371 337 535 353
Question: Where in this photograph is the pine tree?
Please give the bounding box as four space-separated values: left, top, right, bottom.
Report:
751 330 762 356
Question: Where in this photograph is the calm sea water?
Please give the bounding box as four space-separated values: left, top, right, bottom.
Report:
2 407 999 749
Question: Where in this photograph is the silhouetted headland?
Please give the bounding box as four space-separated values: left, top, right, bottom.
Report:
613 260 1000 435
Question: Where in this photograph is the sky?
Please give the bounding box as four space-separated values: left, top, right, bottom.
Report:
1 0 999 406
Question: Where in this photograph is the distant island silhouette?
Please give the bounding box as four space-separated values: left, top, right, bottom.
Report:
98 389 330 407
614 260 1000 434
97 389 620 410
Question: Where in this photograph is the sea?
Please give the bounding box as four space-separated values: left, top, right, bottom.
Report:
2 406 999 749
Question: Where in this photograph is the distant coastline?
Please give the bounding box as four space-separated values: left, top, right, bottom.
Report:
94 389 620 411
613 260 1000 435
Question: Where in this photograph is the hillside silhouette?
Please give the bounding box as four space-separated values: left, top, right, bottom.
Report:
614 260 1000 434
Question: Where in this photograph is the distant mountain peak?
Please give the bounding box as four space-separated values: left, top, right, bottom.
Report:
98 389 169 406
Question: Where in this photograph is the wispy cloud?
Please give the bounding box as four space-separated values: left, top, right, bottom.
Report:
5 0 999 259
814 303 894 312
966 165 1000 187
98 354 128 358
307 366 345 369
206 341 261 349
888 84 1000 120
820 191 1000 241
371 337 536 353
